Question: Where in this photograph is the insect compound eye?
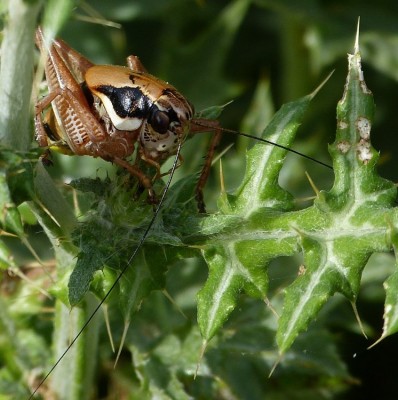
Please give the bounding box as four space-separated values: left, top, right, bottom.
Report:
149 109 170 134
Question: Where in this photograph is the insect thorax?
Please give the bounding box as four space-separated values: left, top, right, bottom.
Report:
86 66 194 162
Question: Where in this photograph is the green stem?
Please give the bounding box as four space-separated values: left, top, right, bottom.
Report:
0 0 41 151
51 296 101 400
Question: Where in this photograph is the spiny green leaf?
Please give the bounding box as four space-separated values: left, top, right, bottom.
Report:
196 36 398 355
376 228 398 342
379 268 398 341
229 95 314 213
197 89 318 342
118 251 160 320
193 102 232 121
277 42 397 353
67 175 196 306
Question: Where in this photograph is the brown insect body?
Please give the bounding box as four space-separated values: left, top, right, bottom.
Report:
35 28 212 204
86 64 193 161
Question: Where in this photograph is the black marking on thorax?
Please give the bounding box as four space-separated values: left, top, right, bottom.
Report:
96 85 153 119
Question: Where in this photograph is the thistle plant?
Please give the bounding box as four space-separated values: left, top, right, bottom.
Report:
1 1 398 399
29 27 395 399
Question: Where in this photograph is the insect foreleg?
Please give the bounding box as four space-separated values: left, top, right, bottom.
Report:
191 119 222 213
34 90 60 147
111 156 156 203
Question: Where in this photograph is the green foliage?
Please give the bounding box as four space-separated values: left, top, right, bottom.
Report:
2 1 398 399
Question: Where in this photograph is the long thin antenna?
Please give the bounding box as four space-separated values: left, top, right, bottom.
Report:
28 141 183 399
193 121 333 170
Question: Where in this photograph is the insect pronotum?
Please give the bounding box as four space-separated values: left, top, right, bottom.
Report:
29 27 332 398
